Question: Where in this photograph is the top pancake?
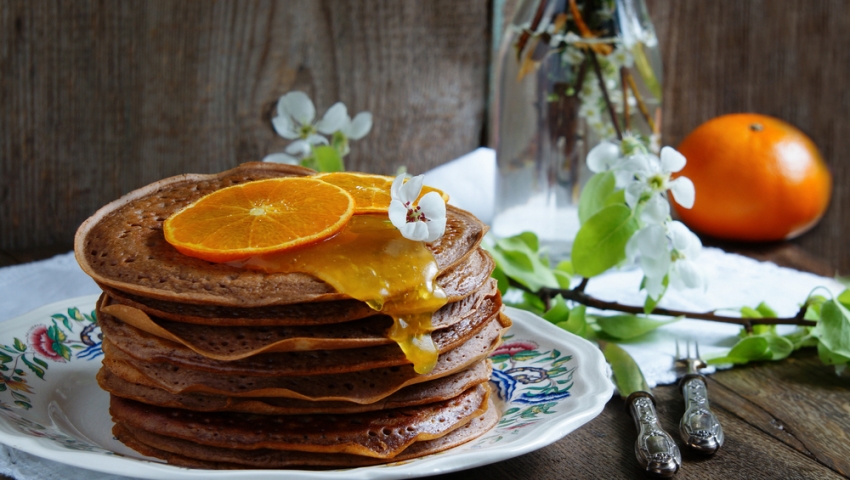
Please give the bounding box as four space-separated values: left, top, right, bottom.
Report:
74 163 486 307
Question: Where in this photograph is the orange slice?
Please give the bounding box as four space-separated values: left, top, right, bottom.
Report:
315 172 449 214
163 177 354 262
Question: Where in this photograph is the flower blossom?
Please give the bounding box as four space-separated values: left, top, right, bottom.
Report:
615 146 695 209
626 220 706 298
264 91 372 164
388 174 446 242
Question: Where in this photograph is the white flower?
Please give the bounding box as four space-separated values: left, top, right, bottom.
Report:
627 220 706 299
616 147 695 209
586 141 621 173
339 111 373 141
667 221 706 290
626 224 671 299
388 174 446 242
608 45 634 69
271 91 336 145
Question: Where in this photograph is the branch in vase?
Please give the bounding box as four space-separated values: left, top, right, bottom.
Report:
622 69 656 133
588 50 623 140
620 66 631 131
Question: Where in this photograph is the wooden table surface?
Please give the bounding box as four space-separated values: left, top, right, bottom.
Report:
0 245 847 480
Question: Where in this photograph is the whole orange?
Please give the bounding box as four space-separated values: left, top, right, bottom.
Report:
672 113 832 241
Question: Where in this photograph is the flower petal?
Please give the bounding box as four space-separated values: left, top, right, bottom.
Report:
641 194 670 225
668 220 702 258
399 221 429 242
305 134 329 146
645 274 666 299
418 192 447 241
262 153 299 164
586 141 620 173
346 112 373 140
640 252 671 280
671 259 705 290
669 176 695 209
398 175 424 204
631 224 667 259
285 139 312 156
316 102 349 134
388 200 409 229
391 174 406 200
625 182 645 209
282 91 316 125
272 115 300 139
660 146 687 173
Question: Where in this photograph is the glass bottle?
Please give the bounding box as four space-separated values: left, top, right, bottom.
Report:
490 0 663 261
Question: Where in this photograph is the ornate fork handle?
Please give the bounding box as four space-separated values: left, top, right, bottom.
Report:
679 374 724 454
626 392 681 478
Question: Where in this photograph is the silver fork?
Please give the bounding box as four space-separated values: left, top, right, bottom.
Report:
675 341 724 455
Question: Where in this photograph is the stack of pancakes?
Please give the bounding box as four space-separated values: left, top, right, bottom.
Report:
74 163 508 469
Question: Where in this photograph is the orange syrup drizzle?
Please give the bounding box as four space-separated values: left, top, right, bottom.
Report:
236 215 447 374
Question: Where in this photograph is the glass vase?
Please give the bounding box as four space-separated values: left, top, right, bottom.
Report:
490 0 663 261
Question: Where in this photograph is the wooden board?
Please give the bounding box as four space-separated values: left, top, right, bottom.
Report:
0 0 489 251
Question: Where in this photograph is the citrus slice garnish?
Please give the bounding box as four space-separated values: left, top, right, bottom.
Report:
315 172 448 214
163 177 354 262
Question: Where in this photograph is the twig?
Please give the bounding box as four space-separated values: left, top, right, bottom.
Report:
515 0 548 61
588 50 622 140
623 69 656 132
620 66 630 131
536 285 815 333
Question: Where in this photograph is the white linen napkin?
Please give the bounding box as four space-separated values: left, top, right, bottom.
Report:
0 148 842 478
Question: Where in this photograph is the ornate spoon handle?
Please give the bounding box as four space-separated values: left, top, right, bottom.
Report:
626 391 681 478
679 374 724 454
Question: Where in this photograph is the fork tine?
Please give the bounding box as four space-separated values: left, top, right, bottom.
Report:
695 341 701 360
675 339 681 359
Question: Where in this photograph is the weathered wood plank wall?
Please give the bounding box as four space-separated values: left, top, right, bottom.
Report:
0 0 489 251
2 0 850 274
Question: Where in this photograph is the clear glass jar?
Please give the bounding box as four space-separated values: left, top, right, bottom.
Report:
490 0 663 261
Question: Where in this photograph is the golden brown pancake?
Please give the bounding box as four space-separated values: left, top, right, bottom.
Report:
74 163 487 307
112 404 499 469
109 383 490 458
98 279 499 358
97 361 492 414
101 317 507 402
98 291 502 369
98 247 495 326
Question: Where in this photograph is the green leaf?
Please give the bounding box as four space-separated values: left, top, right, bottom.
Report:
602 343 648 396
553 270 572 289
512 350 540 361
32 357 48 369
487 234 559 292
740 306 762 318
0 383 6 391
12 338 26 352
571 205 638 278
756 302 778 318
311 145 344 172
0 351 12 363
811 300 850 358
14 401 32 410
47 324 66 343
708 336 771 365
555 305 589 338
542 295 571 324
643 275 668 314
838 289 850 310
555 260 574 277
53 342 72 362
21 357 45 380
504 290 546 316
578 172 616 224
763 334 794 360
817 341 850 365
490 265 510 295
596 314 678 340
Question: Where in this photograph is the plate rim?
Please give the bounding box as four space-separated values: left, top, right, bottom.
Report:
0 297 613 479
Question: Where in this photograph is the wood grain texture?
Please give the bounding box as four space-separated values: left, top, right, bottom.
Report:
646 0 850 274
0 0 489 251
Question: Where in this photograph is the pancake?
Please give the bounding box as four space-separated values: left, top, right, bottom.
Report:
101 317 507 402
112 403 499 469
97 247 495 326
98 279 499 358
97 361 492 414
98 289 502 369
109 383 490 458
74 163 487 307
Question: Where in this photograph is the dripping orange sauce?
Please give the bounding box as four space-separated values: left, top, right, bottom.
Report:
236 215 446 374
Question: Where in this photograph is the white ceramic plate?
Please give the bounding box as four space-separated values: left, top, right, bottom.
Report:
0 297 612 479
